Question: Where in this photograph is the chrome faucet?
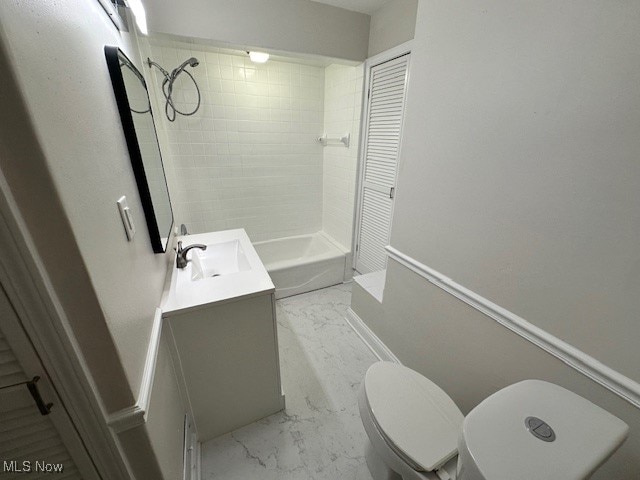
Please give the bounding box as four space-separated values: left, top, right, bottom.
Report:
176 241 207 269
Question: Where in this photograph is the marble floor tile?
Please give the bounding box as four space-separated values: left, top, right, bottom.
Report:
201 284 377 479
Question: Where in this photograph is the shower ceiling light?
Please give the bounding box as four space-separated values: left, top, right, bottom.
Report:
249 51 270 63
127 0 148 35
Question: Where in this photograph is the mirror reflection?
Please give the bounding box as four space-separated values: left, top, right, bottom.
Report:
105 46 173 252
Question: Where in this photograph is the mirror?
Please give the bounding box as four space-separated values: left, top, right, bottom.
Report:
105 46 173 253
96 0 125 30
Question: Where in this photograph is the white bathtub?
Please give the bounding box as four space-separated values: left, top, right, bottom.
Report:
253 232 346 299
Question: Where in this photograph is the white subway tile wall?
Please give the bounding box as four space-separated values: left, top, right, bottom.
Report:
322 64 364 250
145 38 325 241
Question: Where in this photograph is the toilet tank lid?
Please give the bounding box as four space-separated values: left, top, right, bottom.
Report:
461 380 629 480
364 362 464 472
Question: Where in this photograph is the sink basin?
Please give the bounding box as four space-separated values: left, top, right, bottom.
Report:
162 229 275 315
190 240 251 281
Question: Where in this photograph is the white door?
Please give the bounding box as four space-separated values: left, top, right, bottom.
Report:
0 285 100 479
355 53 410 274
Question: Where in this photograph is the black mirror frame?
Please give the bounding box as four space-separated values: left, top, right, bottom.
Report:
105 45 173 253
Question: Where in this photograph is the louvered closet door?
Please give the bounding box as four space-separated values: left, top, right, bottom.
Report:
356 54 410 274
0 286 98 479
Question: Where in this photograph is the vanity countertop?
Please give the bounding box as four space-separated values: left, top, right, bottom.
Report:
161 228 274 317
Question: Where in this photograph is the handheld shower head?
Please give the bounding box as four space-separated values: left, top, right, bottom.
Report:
173 57 199 74
147 56 202 122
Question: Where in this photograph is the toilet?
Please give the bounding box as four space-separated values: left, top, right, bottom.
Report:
359 362 629 480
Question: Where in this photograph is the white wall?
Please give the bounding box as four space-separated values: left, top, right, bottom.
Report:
392 0 640 383
0 0 167 411
145 0 370 62
147 37 325 241
322 64 364 250
368 0 417 57
137 336 186 480
375 261 640 478
362 0 640 477
0 1 184 478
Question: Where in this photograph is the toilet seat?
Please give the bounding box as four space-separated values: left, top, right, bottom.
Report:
361 363 629 480
363 362 464 473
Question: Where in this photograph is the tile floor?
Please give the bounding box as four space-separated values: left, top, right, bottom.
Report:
200 284 377 479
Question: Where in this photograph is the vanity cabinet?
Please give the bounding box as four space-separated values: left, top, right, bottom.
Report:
164 293 283 441
161 229 284 441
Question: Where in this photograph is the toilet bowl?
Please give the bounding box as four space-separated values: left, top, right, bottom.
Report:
359 362 629 480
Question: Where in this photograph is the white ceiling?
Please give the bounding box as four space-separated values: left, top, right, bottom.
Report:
311 0 389 15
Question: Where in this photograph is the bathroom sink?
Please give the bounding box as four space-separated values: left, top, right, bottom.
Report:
190 240 251 281
163 229 274 315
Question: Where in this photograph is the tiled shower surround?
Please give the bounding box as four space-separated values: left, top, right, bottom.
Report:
323 65 364 250
144 37 362 245
146 38 324 241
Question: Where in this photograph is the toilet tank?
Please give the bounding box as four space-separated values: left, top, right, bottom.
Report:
457 380 628 480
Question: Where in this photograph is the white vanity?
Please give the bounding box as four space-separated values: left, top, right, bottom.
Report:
162 229 284 442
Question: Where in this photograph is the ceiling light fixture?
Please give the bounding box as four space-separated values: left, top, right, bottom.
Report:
127 0 148 35
248 51 270 64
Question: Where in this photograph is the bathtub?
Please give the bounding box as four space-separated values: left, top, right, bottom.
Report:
253 232 346 299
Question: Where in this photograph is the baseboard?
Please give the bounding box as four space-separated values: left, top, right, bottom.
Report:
346 308 401 364
386 245 640 410
107 307 163 433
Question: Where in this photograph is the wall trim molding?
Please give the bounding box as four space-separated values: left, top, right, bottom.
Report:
385 245 640 410
346 308 401 364
108 307 163 433
366 40 414 69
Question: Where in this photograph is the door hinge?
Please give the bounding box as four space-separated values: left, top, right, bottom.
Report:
355 244 359 252
367 88 370 100
389 187 395 199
